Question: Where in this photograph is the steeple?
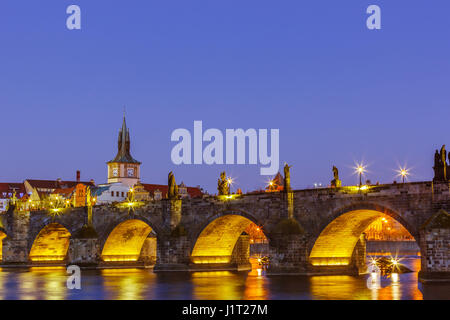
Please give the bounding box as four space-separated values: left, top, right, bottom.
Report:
108 112 140 164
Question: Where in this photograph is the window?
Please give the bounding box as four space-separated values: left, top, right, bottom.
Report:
121 192 124 197
127 168 134 177
111 191 114 197
116 191 119 197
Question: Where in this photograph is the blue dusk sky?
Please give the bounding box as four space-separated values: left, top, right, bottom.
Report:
1 1 450 193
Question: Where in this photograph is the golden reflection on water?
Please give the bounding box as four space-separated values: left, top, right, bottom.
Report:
310 275 371 300
375 257 422 300
16 267 68 300
309 258 424 300
190 258 267 300
0 268 6 300
0 257 441 300
191 271 245 300
101 268 148 300
243 267 268 300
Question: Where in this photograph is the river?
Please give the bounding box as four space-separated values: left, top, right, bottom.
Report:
0 257 448 300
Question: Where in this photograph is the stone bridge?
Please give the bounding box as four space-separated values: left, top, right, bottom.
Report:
1 181 449 283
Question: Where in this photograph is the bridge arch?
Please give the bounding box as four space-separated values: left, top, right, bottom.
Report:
190 210 266 265
309 202 419 267
0 228 7 261
29 223 71 262
100 217 157 263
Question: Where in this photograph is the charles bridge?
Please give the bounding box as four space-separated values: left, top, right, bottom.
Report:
0 180 449 283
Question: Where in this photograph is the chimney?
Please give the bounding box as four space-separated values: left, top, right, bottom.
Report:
76 170 80 182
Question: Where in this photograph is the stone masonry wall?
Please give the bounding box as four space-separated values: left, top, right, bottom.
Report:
351 233 367 274
139 235 157 265
420 228 450 273
154 235 191 271
267 234 309 274
2 211 29 263
230 234 251 270
68 238 100 265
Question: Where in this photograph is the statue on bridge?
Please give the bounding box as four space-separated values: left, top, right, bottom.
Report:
331 166 342 188
442 145 447 181
168 171 179 199
218 171 229 196
284 163 292 192
433 145 448 182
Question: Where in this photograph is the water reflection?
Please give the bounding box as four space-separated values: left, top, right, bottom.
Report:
101 269 148 300
244 268 268 300
0 257 446 300
310 275 371 300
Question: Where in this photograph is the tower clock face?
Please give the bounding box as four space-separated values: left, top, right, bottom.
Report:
127 168 134 177
112 168 118 177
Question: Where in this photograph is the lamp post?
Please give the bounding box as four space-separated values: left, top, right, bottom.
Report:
400 169 408 183
227 178 233 194
357 165 364 187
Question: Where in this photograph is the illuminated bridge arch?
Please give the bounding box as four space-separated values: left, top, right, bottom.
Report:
309 203 418 267
29 223 71 262
191 211 265 264
101 218 156 262
0 228 7 261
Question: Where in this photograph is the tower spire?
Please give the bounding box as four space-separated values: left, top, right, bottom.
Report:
121 108 127 153
108 111 140 165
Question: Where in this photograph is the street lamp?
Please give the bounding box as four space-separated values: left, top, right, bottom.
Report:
356 165 365 187
267 180 274 191
227 177 233 194
400 170 407 183
398 168 409 183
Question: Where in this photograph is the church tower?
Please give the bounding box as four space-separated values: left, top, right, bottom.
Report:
107 114 141 187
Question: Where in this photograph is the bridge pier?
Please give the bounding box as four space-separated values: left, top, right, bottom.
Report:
2 211 29 264
68 225 100 267
351 233 368 275
68 238 100 266
154 234 191 272
418 210 450 283
230 233 252 271
138 233 157 265
267 234 309 274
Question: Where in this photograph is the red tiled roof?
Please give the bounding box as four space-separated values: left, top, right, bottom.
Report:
142 184 168 198
0 183 26 196
186 187 203 198
141 184 203 199
26 179 94 190
51 187 75 196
